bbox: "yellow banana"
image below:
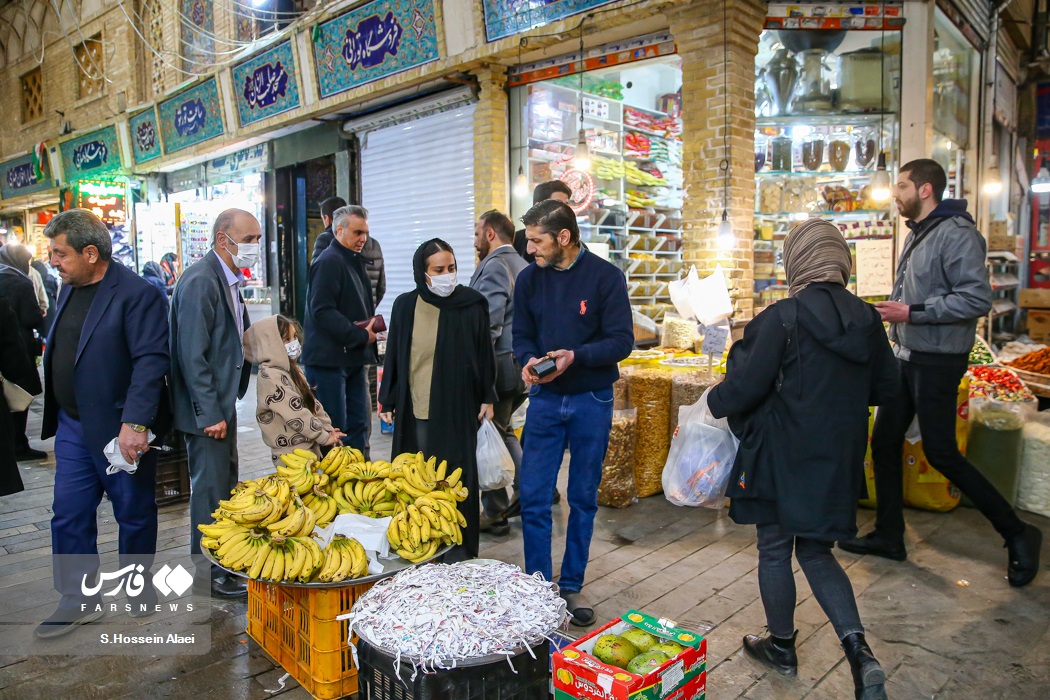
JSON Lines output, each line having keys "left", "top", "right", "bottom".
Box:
{"left": 435, "top": 460, "right": 448, "bottom": 481}
{"left": 248, "top": 538, "right": 272, "bottom": 579}
{"left": 445, "top": 468, "right": 463, "bottom": 490}
{"left": 271, "top": 546, "right": 286, "bottom": 581}
{"left": 200, "top": 536, "right": 220, "bottom": 550}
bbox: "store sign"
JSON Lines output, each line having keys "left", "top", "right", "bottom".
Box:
{"left": 60, "top": 125, "right": 122, "bottom": 180}
{"left": 312, "top": 0, "right": 439, "bottom": 99}
{"left": 158, "top": 77, "right": 225, "bottom": 153}
{"left": 233, "top": 41, "right": 301, "bottom": 127}
{"left": 1038, "top": 83, "right": 1050, "bottom": 140}
{"left": 207, "top": 144, "right": 268, "bottom": 181}
{"left": 130, "top": 107, "right": 163, "bottom": 164}
{"left": 482, "top": 0, "right": 616, "bottom": 41}
{"left": 76, "top": 181, "right": 126, "bottom": 225}
{"left": 0, "top": 153, "right": 52, "bottom": 200}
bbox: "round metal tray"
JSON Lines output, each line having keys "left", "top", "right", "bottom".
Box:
{"left": 201, "top": 541, "right": 452, "bottom": 588}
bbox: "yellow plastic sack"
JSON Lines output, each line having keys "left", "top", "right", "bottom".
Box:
{"left": 860, "top": 377, "right": 969, "bottom": 512}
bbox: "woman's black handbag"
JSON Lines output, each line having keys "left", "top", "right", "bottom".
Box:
{"left": 495, "top": 352, "right": 526, "bottom": 396}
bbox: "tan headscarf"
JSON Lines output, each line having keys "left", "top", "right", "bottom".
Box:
{"left": 782, "top": 219, "right": 853, "bottom": 298}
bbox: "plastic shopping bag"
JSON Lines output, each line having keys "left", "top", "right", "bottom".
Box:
{"left": 476, "top": 418, "right": 514, "bottom": 491}
{"left": 662, "top": 387, "right": 738, "bottom": 508}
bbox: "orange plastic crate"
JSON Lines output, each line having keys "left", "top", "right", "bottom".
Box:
{"left": 247, "top": 580, "right": 375, "bottom": 699}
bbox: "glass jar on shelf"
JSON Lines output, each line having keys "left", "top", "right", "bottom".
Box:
{"left": 853, "top": 128, "right": 877, "bottom": 170}
{"left": 771, "top": 134, "right": 793, "bottom": 172}
{"left": 802, "top": 133, "right": 825, "bottom": 171}
{"left": 828, "top": 130, "right": 851, "bottom": 172}
{"left": 755, "top": 134, "right": 768, "bottom": 172}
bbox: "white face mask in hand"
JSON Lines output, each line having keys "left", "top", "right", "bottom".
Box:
{"left": 285, "top": 339, "right": 301, "bottom": 360}
{"left": 226, "top": 234, "right": 260, "bottom": 268}
{"left": 427, "top": 272, "right": 457, "bottom": 298}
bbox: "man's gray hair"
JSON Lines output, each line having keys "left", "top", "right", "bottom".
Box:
{"left": 211, "top": 209, "right": 238, "bottom": 246}
{"left": 42, "top": 209, "right": 112, "bottom": 261}
{"left": 332, "top": 205, "right": 368, "bottom": 232}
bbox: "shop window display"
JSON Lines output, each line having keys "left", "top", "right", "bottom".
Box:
{"left": 753, "top": 29, "right": 901, "bottom": 313}
{"left": 931, "top": 9, "right": 977, "bottom": 201}
{"left": 511, "top": 54, "right": 684, "bottom": 323}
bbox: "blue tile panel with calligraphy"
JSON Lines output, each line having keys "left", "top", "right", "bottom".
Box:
{"left": 313, "top": 0, "right": 439, "bottom": 99}
{"left": 482, "top": 0, "right": 616, "bottom": 41}
{"left": 60, "top": 125, "right": 123, "bottom": 181}
{"left": 158, "top": 77, "right": 226, "bottom": 153}
{"left": 233, "top": 40, "right": 301, "bottom": 127}
{"left": 130, "top": 107, "right": 163, "bottom": 164}
{"left": 0, "top": 153, "right": 53, "bottom": 200}
{"left": 181, "top": 0, "right": 215, "bottom": 75}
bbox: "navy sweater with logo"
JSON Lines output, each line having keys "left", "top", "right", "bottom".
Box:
{"left": 512, "top": 248, "right": 634, "bottom": 394}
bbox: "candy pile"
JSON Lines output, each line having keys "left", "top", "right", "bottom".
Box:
{"left": 967, "top": 366, "right": 1035, "bottom": 402}
{"left": 968, "top": 337, "right": 995, "bottom": 366}
{"left": 347, "top": 562, "right": 569, "bottom": 678}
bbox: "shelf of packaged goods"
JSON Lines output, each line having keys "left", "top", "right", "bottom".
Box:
{"left": 536, "top": 81, "right": 624, "bottom": 104}
{"left": 990, "top": 274, "right": 1021, "bottom": 291}
{"left": 625, "top": 124, "right": 682, "bottom": 141}
{"left": 755, "top": 113, "right": 896, "bottom": 128}
{"left": 990, "top": 300, "right": 1017, "bottom": 318}
{"left": 581, "top": 115, "right": 622, "bottom": 128}
{"left": 754, "top": 210, "right": 891, "bottom": 219}
{"left": 987, "top": 251, "right": 1019, "bottom": 263}
{"left": 756, "top": 170, "right": 878, "bottom": 179}
{"left": 626, "top": 156, "right": 684, "bottom": 169}
{"left": 844, "top": 236, "right": 895, "bottom": 243}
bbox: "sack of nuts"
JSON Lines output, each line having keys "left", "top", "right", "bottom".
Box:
{"left": 629, "top": 368, "right": 673, "bottom": 497}
{"left": 598, "top": 408, "right": 638, "bottom": 508}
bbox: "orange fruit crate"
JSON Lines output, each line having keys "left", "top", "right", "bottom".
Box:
{"left": 247, "top": 579, "right": 375, "bottom": 699}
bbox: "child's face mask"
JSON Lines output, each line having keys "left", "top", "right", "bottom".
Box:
{"left": 285, "top": 339, "right": 302, "bottom": 360}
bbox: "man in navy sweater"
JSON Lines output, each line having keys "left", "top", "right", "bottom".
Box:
{"left": 513, "top": 200, "right": 634, "bottom": 626}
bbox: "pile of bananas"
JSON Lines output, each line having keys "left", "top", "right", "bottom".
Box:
{"left": 198, "top": 447, "right": 469, "bottom": 583}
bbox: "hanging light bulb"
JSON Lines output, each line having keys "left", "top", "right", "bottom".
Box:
{"left": 513, "top": 165, "right": 529, "bottom": 197}
{"left": 574, "top": 129, "right": 591, "bottom": 172}
{"left": 982, "top": 166, "right": 1003, "bottom": 196}
{"left": 871, "top": 152, "right": 892, "bottom": 202}
{"left": 1032, "top": 166, "right": 1050, "bottom": 194}
{"left": 717, "top": 211, "right": 734, "bottom": 250}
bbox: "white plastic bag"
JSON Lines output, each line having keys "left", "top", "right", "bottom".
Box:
{"left": 662, "top": 387, "right": 738, "bottom": 508}
{"left": 476, "top": 419, "right": 514, "bottom": 491}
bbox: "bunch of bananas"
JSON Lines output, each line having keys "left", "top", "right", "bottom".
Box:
{"left": 316, "top": 534, "right": 370, "bottom": 582}
{"left": 387, "top": 493, "right": 466, "bottom": 562}
{"left": 302, "top": 486, "right": 340, "bottom": 526}
{"left": 317, "top": 444, "right": 366, "bottom": 477}
{"left": 333, "top": 478, "right": 399, "bottom": 518}
{"left": 277, "top": 449, "right": 328, "bottom": 495}
{"left": 213, "top": 487, "right": 290, "bottom": 527}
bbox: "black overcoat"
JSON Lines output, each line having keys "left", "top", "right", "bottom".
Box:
{"left": 0, "top": 297, "right": 33, "bottom": 496}
{"left": 708, "top": 283, "right": 899, "bottom": 542}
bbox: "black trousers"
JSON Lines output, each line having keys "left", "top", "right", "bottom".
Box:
{"left": 871, "top": 359, "right": 1024, "bottom": 542}
{"left": 12, "top": 410, "right": 30, "bottom": 452}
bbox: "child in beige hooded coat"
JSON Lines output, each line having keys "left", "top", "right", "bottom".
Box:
{"left": 243, "top": 315, "right": 345, "bottom": 464}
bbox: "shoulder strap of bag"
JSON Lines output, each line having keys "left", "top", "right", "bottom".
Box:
{"left": 775, "top": 298, "right": 798, "bottom": 394}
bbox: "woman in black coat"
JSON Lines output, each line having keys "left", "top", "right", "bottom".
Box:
{"left": 379, "top": 239, "right": 497, "bottom": 563}
{"left": 0, "top": 296, "right": 33, "bottom": 495}
{"left": 0, "top": 244, "right": 45, "bottom": 461}
{"left": 708, "top": 219, "right": 898, "bottom": 700}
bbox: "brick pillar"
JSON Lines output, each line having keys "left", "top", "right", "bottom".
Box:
{"left": 667, "top": 0, "right": 765, "bottom": 322}
{"left": 472, "top": 64, "right": 509, "bottom": 219}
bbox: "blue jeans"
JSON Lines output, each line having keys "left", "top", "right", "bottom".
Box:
{"left": 304, "top": 365, "right": 372, "bottom": 459}
{"left": 757, "top": 523, "right": 864, "bottom": 641}
{"left": 52, "top": 410, "right": 158, "bottom": 608}
{"left": 520, "top": 385, "right": 613, "bottom": 593}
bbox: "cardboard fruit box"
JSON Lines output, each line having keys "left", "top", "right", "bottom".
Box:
{"left": 553, "top": 610, "right": 707, "bottom": 700}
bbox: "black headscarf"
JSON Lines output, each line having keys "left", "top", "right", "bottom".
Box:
{"left": 0, "top": 244, "right": 32, "bottom": 276}
{"left": 412, "top": 238, "right": 477, "bottom": 309}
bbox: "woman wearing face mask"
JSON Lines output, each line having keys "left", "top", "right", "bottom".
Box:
{"left": 379, "top": 239, "right": 498, "bottom": 563}
{"left": 243, "top": 315, "right": 346, "bottom": 465}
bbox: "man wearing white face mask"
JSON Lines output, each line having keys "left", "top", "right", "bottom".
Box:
{"left": 302, "top": 205, "right": 379, "bottom": 460}
{"left": 170, "top": 208, "right": 260, "bottom": 600}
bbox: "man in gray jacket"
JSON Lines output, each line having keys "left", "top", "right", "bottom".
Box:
{"left": 471, "top": 210, "right": 528, "bottom": 534}
{"left": 839, "top": 159, "right": 1041, "bottom": 587}
{"left": 170, "top": 209, "right": 259, "bottom": 599}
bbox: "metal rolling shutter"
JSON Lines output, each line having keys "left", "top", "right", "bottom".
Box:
{"left": 353, "top": 99, "right": 477, "bottom": 322}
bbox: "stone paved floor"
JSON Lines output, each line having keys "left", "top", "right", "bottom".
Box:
{"left": 0, "top": 375, "right": 1048, "bottom": 699}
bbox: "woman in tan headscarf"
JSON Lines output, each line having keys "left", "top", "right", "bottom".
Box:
{"left": 707, "top": 219, "right": 899, "bottom": 700}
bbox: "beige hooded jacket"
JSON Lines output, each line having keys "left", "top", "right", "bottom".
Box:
{"left": 243, "top": 315, "right": 336, "bottom": 464}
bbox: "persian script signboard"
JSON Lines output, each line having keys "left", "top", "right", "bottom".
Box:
{"left": 482, "top": 0, "right": 617, "bottom": 41}
{"left": 312, "top": 0, "right": 439, "bottom": 99}
{"left": 60, "top": 125, "right": 123, "bottom": 180}
{"left": 233, "top": 40, "right": 301, "bottom": 127}
{"left": 130, "top": 107, "right": 163, "bottom": 164}
{"left": 158, "top": 77, "right": 225, "bottom": 153}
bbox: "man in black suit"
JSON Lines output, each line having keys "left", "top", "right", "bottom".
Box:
{"left": 36, "top": 209, "right": 170, "bottom": 638}
{"left": 302, "top": 205, "right": 379, "bottom": 458}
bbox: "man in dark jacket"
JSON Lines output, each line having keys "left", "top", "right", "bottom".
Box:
{"left": 302, "top": 205, "right": 378, "bottom": 458}
{"left": 513, "top": 181, "right": 572, "bottom": 264}
{"left": 36, "top": 209, "right": 170, "bottom": 637}
{"left": 513, "top": 200, "right": 634, "bottom": 626}
{"left": 312, "top": 196, "right": 386, "bottom": 306}
{"left": 839, "top": 159, "right": 1043, "bottom": 587}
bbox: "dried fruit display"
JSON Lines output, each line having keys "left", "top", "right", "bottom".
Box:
{"left": 629, "top": 369, "right": 673, "bottom": 497}
{"left": 598, "top": 409, "right": 639, "bottom": 509}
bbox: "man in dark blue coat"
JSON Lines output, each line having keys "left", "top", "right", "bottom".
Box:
{"left": 36, "top": 209, "right": 170, "bottom": 638}
{"left": 302, "top": 205, "right": 378, "bottom": 458}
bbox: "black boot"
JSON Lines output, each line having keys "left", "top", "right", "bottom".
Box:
{"left": 1006, "top": 523, "right": 1042, "bottom": 588}
{"left": 841, "top": 632, "right": 887, "bottom": 700}
{"left": 742, "top": 630, "right": 797, "bottom": 677}
{"left": 837, "top": 532, "right": 907, "bottom": 562}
